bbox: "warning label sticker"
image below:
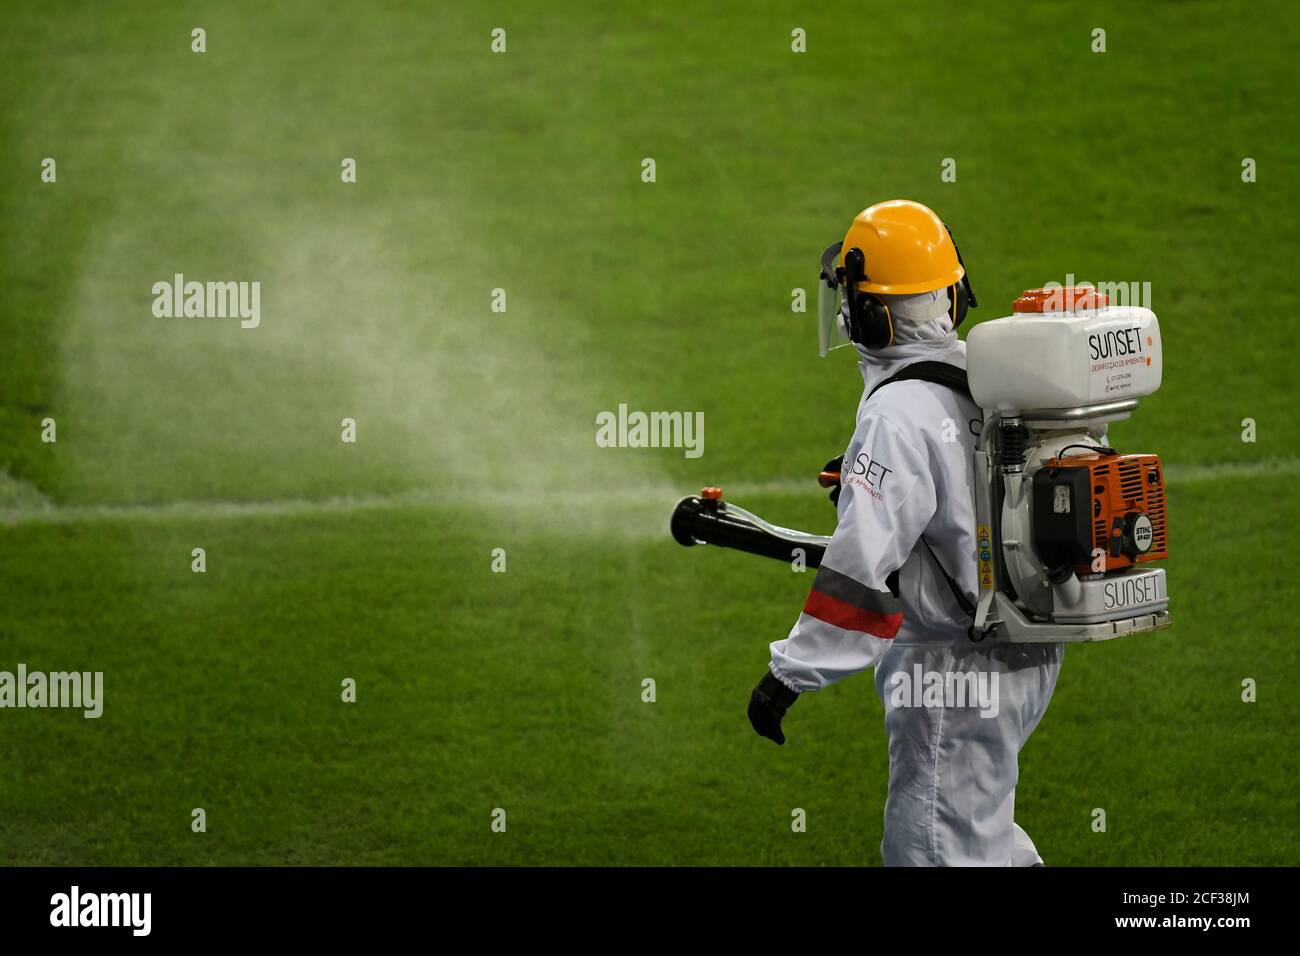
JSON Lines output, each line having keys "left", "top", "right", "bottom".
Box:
{"left": 977, "top": 524, "right": 993, "bottom": 589}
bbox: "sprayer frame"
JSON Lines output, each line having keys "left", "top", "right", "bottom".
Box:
{"left": 970, "top": 402, "right": 1171, "bottom": 643}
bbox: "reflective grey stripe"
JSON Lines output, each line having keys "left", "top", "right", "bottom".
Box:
{"left": 812, "top": 564, "right": 902, "bottom": 614}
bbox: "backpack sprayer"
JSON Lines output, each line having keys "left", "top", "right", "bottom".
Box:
{"left": 671, "top": 287, "right": 1171, "bottom": 644}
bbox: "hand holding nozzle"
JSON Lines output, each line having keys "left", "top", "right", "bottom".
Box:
{"left": 820, "top": 455, "right": 844, "bottom": 504}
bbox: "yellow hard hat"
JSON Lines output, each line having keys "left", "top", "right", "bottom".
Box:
{"left": 840, "top": 199, "right": 964, "bottom": 294}
{"left": 817, "top": 200, "right": 978, "bottom": 353}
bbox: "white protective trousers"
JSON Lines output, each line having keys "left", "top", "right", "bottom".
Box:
{"left": 769, "top": 310, "right": 1063, "bottom": 866}
{"left": 874, "top": 641, "right": 1062, "bottom": 866}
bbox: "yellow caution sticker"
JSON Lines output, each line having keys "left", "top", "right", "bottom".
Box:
{"left": 977, "top": 524, "right": 993, "bottom": 590}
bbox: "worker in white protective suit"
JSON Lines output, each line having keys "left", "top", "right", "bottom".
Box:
{"left": 747, "top": 200, "right": 1063, "bottom": 867}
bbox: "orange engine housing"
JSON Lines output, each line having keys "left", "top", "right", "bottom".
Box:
{"left": 1036, "top": 452, "right": 1169, "bottom": 573}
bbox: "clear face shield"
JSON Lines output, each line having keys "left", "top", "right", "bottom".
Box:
{"left": 818, "top": 241, "right": 854, "bottom": 357}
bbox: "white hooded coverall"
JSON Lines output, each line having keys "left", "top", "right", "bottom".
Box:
{"left": 769, "top": 289, "right": 1063, "bottom": 867}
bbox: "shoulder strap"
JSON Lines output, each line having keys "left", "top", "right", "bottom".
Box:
{"left": 867, "top": 361, "right": 977, "bottom": 624}
{"left": 866, "top": 360, "right": 972, "bottom": 403}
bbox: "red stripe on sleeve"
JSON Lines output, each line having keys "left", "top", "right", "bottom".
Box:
{"left": 802, "top": 590, "right": 903, "bottom": 638}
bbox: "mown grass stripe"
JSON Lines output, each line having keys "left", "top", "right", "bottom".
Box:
{"left": 2, "top": 458, "right": 1295, "bottom": 528}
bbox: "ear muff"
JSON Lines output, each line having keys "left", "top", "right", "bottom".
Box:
{"left": 944, "top": 224, "right": 977, "bottom": 329}
{"left": 841, "top": 247, "right": 894, "bottom": 350}
{"left": 851, "top": 292, "right": 894, "bottom": 349}
{"left": 948, "top": 283, "right": 969, "bottom": 327}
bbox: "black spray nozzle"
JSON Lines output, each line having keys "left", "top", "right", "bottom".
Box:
{"left": 670, "top": 494, "right": 829, "bottom": 568}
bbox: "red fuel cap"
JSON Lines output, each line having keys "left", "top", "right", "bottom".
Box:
{"left": 1013, "top": 286, "right": 1109, "bottom": 313}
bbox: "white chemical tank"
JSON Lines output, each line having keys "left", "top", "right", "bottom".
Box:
{"left": 966, "top": 286, "right": 1163, "bottom": 413}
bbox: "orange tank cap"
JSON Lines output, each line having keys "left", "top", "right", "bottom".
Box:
{"left": 701, "top": 486, "right": 724, "bottom": 500}
{"left": 1013, "top": 286, "right": 1110, "bottom": 313}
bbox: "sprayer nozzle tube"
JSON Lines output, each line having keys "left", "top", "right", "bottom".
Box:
{"left": 670, "top": 496, "right": 830, "bottom": 567}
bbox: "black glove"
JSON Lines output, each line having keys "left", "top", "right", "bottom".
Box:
{"left": 748, "top": 671, "right": 800, "bottom": 746}
{"left": 821, "top": 454, "right": 844, "bottom": 506}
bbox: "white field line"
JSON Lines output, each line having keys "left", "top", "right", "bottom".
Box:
{"left": 1, "top": 457, "right": 1296, "bottom": 528}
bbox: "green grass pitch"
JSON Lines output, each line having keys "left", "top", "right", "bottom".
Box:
{"left": 0, "top": 1, "right": 1296, "bottom": 865}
